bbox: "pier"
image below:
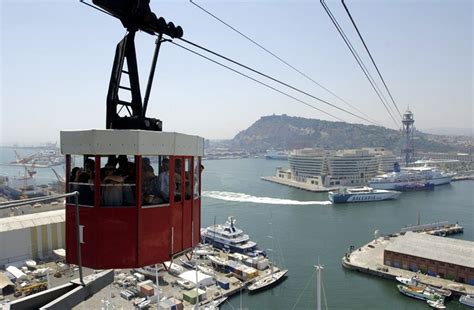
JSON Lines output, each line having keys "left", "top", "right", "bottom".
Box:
{"left": 260, "top": 176, "right": 334, "bottom": 192}
{"left": 342, "top": 235, "right": 474, "bottom": 296}
{"left": 400, "top": 221, "right": 464, "bottom": 236}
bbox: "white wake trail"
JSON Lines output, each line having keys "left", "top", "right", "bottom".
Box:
{"left": 202, "top": 191, "right": 331, "bottom": 205}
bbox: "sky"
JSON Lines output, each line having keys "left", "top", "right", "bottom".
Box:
{"left": 0, "top": 0, "right": 472, "bottom": 144}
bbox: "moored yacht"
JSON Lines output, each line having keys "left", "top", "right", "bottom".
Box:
{"left": 201, "top": 216, "right": 264, "bottom": 256}
{"left": 397, "top": 284, "right": 444, "bottom": 302}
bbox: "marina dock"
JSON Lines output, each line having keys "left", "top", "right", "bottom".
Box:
{"left": 1, "top": 247, "right": 286, "bottom": 309}
{"left": 71, "top": 249, "right": 286, "bottom": 309}
{"left": 342, "top": 234, "right": 474, "bottom": 296}
{"left": 400, "top": 221, "right": 464, "bottom": 236}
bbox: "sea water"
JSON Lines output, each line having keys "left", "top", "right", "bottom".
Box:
{"left": 1, "top": 148, "right": 473, "bottom": 309}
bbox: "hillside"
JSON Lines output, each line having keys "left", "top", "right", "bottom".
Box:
{"left": 230, "top": 115, "right": 472, "bottom": 153}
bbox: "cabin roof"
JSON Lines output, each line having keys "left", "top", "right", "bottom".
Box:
{"left": 60, "top": 129, "right": 204, "bottom": 156}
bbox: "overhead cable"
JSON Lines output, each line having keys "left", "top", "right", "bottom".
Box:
{"left": 171, "top": 41, "right": 346, "bottom": 122}
{"left": 177, "top": 37, "right": 379, "bottom": 126}
{"left": 322, "top": 0, "right": 398, "bottom": 122}
{"left": 341, "top": 0, "right": 402, "bottom": 118}
{"left": 189, "top": 0, "right": 377, "bottom": 123}
{"left": 320, "top": 0, "right": 400, "bottom": 129}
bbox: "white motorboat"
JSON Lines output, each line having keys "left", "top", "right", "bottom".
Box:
{"left": 397, "top": 284, "right": 444, "bottom": 302}
{"left": 460, "top": 295, "right": 474, "bottom": 308}
{"left": 134, "top": 264, "right": 164, "bottom": 277}
{"left": 427, "top": 299, "right": 446, "bottom": 309}
{"left": 207, "top": 255, "right": 227, "bottom": 266}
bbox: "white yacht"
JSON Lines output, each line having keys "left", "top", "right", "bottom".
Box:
{"left": 201, "top": 216, "right": 264, "bottom": 256}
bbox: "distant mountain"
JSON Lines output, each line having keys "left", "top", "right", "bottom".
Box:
{"left": 230, "top": 114, "right": 472, "bottom": 154}
{"left": 421, "top": 127, "right": 473, "bottom": 137}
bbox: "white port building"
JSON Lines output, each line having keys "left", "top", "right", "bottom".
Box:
{"left": 277, "top": 147, "right": 396, "bottom": 188}
{"left": 0, "top": 209, "right": 65, "bottom": 266}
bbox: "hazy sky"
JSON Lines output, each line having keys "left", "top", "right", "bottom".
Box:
{"left": 1, "top": 0, "right": 472, "bottom": 144}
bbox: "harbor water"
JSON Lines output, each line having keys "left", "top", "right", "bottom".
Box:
{"left": 201, "top": 158, "right": 473, "bottom": 310}
{"left": 1, "top": 148, "right": 473, "bottom": 309}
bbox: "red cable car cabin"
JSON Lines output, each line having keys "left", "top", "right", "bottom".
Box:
{"left": 61, "top": 129, "right": 204, "bottom": 269}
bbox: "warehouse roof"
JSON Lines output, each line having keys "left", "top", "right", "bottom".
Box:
{"left": 385, "top": 232, "right": 474, "bottom": 269}
{"left": 0, "top": 272, "right": 14, "bottom": 290}
{"left": 178, "top": 270, "right": 213, "bottom": 287}
{"left": 0, "top": 209, "right": 65, "bottom": 233}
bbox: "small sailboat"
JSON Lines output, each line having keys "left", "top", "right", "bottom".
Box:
{"left": 249, "top": 212, "right": 287, "bottom": 292}
{"left": 247, "top": 269, "right": 288, "bottom": 292}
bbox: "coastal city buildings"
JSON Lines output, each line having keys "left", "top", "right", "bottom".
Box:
{"left": 274, "top": 147, "right": 396, "bottom": 189}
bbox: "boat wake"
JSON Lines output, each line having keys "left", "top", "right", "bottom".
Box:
{"left": 202, "top": 191, "right": 331, "bottom": 205}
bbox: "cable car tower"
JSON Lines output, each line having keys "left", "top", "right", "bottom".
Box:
{"left": 401, "top": 109, "right": 415, "bottom": 166}
{"left": 61, "top": 0, "right": 203, "bottom": 269}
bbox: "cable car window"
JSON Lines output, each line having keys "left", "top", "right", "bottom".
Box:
{"left": 142, "top": 156, "right": 170, "bottom": 206}
{"left": 99, "top": 155, "right": 136, "bottom": 207}
{"left": 185, "top": 158, "right": 191, "bottom": 200}
{"left": 68, "top": 155, "right": 95, "bottom": 206}
{"left": 174, "top": 158, "right": 182, "bottom": 202}
{"left": 193, "top": 158, "right": 200, "bottom": 199}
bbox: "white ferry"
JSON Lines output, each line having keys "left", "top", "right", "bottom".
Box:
{"left": 328, "top": 187, "right": 400, "bottom": 204}
{"left": 201, "top": 216, "right": 265, "bottom": 256}
{"left": 369, "top": 165, "right": 453, "bottom": 190}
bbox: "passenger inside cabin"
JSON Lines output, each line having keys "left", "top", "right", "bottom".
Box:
{"left": 123, "top": 161, "right": 136, "bottom": 205}
{"left": 173, "top": 158, "right": 182, "bottom": 202}
{"left": 101, "top": 163, "right": 124, "bottom": 206}
{"left": 142, "top": 157, "right": 151, "bottom": 171}
{"left": 158, "top": 158, "right": 170, "bottom": 202}
{"left": 117, "top": 155, "right": 129, "bottom": 176}
{"left": 100, "top": 155, "right": 118, "bottom": 180}
{"left": 70, "top": 167, "right": 81, "bottom": 191}
{"left": 77, "top": 172, "right": 94, "bottom": 205}
{"left": 84, "top": 158, "right": 95, "bottom": 179}
{"left": 142, "top": 165, "right": 161, "bottom": 204}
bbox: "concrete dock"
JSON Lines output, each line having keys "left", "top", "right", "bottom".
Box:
{"left": 261, "top": 176, "right": 335, "bottom": 192}
{"left": 342, "top": 235, "right": 474, "bottom": 296}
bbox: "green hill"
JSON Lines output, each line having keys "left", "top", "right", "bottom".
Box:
{"left": 230, "top": 114, "right": 472, "bottom": 153}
